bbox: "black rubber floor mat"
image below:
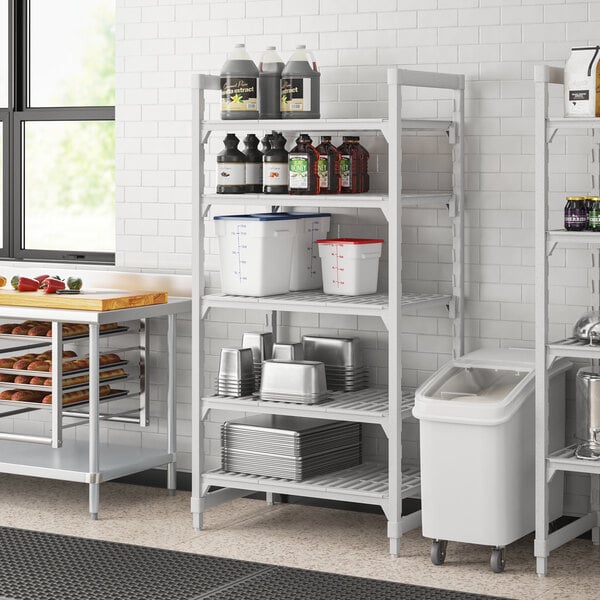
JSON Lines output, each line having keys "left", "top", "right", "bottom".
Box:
{"left": 0, "top": 527, "right": 265, "bottom": 600}
{"left": 198, "top": 565, "right": 509, "bottom": 600}
{"left": 0, "top": 526, "right": 511, "bottom": 600}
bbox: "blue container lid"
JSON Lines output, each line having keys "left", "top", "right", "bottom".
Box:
{"left": 214, "top": 213, "right": 302, "bottom": 221}
{"left": 214, "top": 211, "right": 331, "bottom": 221}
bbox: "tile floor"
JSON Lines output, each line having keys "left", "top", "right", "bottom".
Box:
{"left": 0, "top": 474, "right": 596, "bottom": 600}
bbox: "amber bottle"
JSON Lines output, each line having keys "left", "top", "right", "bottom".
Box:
{"left": 315, "top": 136, "right": 341, "bottom": 194}
{"left": 354, "top": 136, "right": 370, "bottom": 193}
{"left": 337, "top": 136, "right": 361, "bottom": 193}
{"left": 288, "top": 133, "right": 320, "bottom": 195}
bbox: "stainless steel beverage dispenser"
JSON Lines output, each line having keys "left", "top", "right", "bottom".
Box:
{"left": 575, "top": 367, "right": 600, "bottom": 460}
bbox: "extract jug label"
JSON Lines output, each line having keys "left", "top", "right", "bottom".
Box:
{"left": 289, "top": 154, "right": 309, "bottom": 189}
{"left": 217, "top": 162, "right": 245, "bottom": 186}
{"left": 318, "top": 156, "right": 329, "bottom": 188}
{"left": 245, "top": 162, "right": 262, "bottom": 186}
{"left": 340, "top": 155, "right": 351, "bottom": 188}
{"left": 281, "top": 77, "right": 312, "bottom": 112}
{"left": 221, "top": 77, "right": 258, "bottom": 112}
{"left": 263, "top": 162, "right": 289, "bottom": 186}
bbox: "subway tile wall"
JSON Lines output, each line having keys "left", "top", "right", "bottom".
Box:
{"left": 115, "top": 0, "right": 600, "bottom": 515}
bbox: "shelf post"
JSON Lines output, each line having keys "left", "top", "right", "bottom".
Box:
{"left": 192, "top": 75, "right": 206, "bottom": 530}
{"left": 451, "top": 81, "right": 465, "bottom": 359}
{"left": 50, "top": 320, "right": 63, "bottom": 448}
{"left": 138, "top": 318, "right": 149, "bottom": 426}
{"left": 534, "top": 64, "right": 551, "bottom": 577}
{"left": 386, "top": 67, "right": 403, "bottom": 557}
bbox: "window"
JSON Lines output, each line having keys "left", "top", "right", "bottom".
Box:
{"left": 2, "top": 0, "right": 115, "bottom": 263}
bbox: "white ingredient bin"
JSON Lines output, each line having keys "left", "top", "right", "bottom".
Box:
{"left": 413, "top": 348, "right": 570, "bottom": 573}
{"left": 316, "top": 238, "right": 383, "bottom": 296}
{"left": 214, "top": 214, "right": 299, "bottom": 297}
{"left": 287, "top": 212, "right": 331, "bottom": 291}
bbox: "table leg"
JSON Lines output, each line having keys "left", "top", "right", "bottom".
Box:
{"left": 89, "top": 323, "right": 100, "bottom": 519}
{"left": 167, "top": 314, "right": 177, "bottom": 496}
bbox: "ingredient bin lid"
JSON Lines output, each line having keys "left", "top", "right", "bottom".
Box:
{"left": 316, "top": 238, "right": 384, "bottom": 245}
{"left": 413, "top": 348, "right": 571, "bottom": 426}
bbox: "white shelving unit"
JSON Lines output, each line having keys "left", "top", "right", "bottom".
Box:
{"left": 534, "top": 64, "right": 600, "bottom": 575}
{"left": 191, "top": 68, "right": 465, "bottom": 555}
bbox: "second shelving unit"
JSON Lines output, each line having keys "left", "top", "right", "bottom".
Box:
{"left": 191, "top": 67, "right": 465, "bottom": 555}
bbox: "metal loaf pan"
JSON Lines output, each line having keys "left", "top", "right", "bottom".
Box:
{"left": 241, "top": 332, "right": 273, "bottom": 363}
{"left": 218, "top": 348, "right": 254, "bottom": 380}
{"left": 272, "top": 342, "right": 304, "bottom": 361}
{"left": 302, "top": 336, "right": 363, "bottom": 368}
{"left": 260, "top": 360, "right": 327, "bottom": 397}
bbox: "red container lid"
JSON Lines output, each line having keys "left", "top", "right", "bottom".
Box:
{"left": 316, "top": 238, "right": 384, "bottom": 245}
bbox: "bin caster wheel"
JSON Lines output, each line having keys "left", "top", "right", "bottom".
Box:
{"left": 490, "top": 547, "right": 505, "bottom": 573}
{"left": 430, "top": 539, "right": 447, "bottom": 566}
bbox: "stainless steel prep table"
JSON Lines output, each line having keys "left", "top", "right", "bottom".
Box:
{"left": 0, "top": 297, "right": 191, "bottom": 519}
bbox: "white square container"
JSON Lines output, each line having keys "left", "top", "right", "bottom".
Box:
{"left": 214, "top": 214, "right": 299, "bottom": 297}
{"left": 316, "top": 238, "right": 384, "bottom": 296}
{"left": 288, "top": 212, "right": 331, "bottom": 291}
{"left": 413, "top": 348, "right": 569, "bottom": 550}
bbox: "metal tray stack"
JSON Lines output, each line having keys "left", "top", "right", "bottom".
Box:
{"left": 241, "top": 332, "right": 273, "bottom": 391}
{"left": 216, "top": 348, "right": 255, "bottom": 398}
{"left": 302, "top": 335, "right": 369, "bottom": 392}
{"left": 221, "top": 415, "right": 361, "bottom": 481}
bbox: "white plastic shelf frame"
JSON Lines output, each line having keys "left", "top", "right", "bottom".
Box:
{"left": 191, "top": 67, "right": 465, "bottom": 557}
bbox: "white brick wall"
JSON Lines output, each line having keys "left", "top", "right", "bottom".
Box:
{"left": 114, "top": 0, "right": 600, "bottom": 514}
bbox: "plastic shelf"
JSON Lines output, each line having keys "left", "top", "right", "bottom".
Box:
{"left": 547, "top": 230, "right": 600, "bottom": 245}
{"left": 201, "top": 191, "right": 452, "bottom": 212}
{"left": 547, "top": 445, "right": 600, "bottom": 477}
{"left": 200, "top": 117, "right": 452, "bottom": 136}
{"left": 202, "top": 463, "right": 421, "bottom": 507}
{"left": 202, "top": 291, "right": 450, "bottom": 317}
{"left": 547, "top": 117, "right": 600, "bottom": 131}
{"left": 203, "top": 387, "right": 416, "bottom": 425}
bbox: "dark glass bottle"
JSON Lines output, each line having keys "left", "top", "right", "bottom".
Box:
{"left": 263, "top": 132, "right": 289, "bottom": 194}
{"left": 315, "top": 136, "right": 341, "bottom": 194}
{"left": 242, "top": 134, "right": 263, "bottom": 193}
{"left": 337, "top": 136, "right": 360, "bottom": 193}
{"left": 216, "top": 133, "right": 246, "bottom": 194}
{"left": 289, "top": 134, "right": 320, "bottom": 195}
{"left": 260, "top": 133, "right": 273, "bottom": 154}
{"left": 354, "top": 136, "right": 370, "bottom": 193}
{"left": 564, "top": 196, "right": 587, "bottom": 231}
{"left": 589, "top": 196, "right": 600, "bottom": 232}
{"left": 585, "top": 196, "right": 595, "bottom": 230}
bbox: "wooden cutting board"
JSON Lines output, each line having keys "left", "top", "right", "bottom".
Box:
{"left": 0, "top": 289, "right": 168, "bottom": 311}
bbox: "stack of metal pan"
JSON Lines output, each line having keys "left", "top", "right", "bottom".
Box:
{"left": 216, "top": 348, "right": 255, "bottom": 397}
{"left": 259, "top": 360, "right": 329, "bottom": 404}
{"left": 221, "top": 415, "right": 361, "bottom": 481}
{"left": 241, "top": 332, "right": 273, "bottom": 390}
{"left": 302, "top": 335, "right": 369, "bottom": 392}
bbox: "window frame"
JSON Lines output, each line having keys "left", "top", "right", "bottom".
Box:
{"left": 4, "top": 0, "right": 115, "bottom": 264}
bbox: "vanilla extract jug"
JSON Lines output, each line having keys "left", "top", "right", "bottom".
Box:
{"left": 259, "top": 46, "right": 284, "bottom": 119}
{"left": 281, "top": 45, "right": 320, "bottom": 119}
{"left": 216, "top": 133, "right": 246, "bottom": 194}
{"left": 263, "top": 132, "right": 289, "bottom": 194}
{"left": 220, "top": 44, "right": 259, "bottom": 120}
{"left": 289, "top": 134, "right": 320, "bottom": 195}
{"left": 242, "top": 134, "right": 263, "bottom": 193}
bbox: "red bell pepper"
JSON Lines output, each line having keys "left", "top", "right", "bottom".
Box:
{"left": 34, "top": 274, "right": 50, "bottom": 285}
{"left": 42, "top": 278, "right": 66, "bottom": 294}
{"left": 17, "top": 277, "right": 41, "bottom": 292}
